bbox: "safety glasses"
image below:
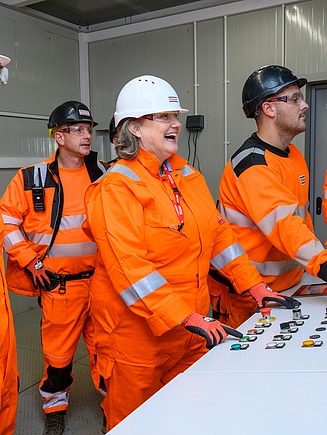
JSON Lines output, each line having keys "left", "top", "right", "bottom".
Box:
{"left": 267, "top": 91, "right": 305, "bottom": 106}
{"left": 57, "top": 125, "right": 93, "bottom": 136}
{"left": 140, "top": 112, "right": 179, "bottom": 123}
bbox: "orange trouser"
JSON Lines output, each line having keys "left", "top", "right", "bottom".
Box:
{"left": 0, "top": 307, "right": 18, "bottom": 435}
{"left": 39, "top": 278, "right": 100, "bottom": 413}
{"left": 99, "top": 317, "right": 208, "bottom": 432}
{"left": 208, "top": 274, "right": 257, "bottom": 329}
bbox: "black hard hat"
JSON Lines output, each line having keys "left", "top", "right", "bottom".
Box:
{"left": 47, "top": 100, "right": 98, "bottom": 129}
{"left": 242, "top": 65, "right": 307, "bottom": 118}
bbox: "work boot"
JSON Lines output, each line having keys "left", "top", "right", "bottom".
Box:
{"left": 43, "top": 412, "right": 65, "bottom": 435}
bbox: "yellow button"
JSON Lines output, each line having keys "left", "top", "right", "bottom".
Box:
{"left": 302, "top": 340, "right": 314, "bottom": 347}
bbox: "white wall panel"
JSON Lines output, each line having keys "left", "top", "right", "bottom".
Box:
{"left": 89, "top": 25, "right": 193, "bottom": 158}
{"left": 227, "top": 7, "right": 283, "bottom": 160}
{"left": 89, "top": 34, "right": 146, "bottom": 131}
{"left": 285, "top": 1, "right": 327, "bottom": 76}
{"left": 197, "top": 18, "right": 224, "bottom": 198}
{"left": 144, "top": 24, "right": 194, "bottom": 160}
{"left": 14, "top": 22, "right": 80, "bottom": 115}
{"left": 0, "top": 117, "right": 21, "bottom": 157}
{"left": 0, "top": 117, "right": 54, "bottom": 157}
{"left": 284, "top": 1, "right": 327, "bottom": 164}
{"left": 0, "top": 16, "right": 17, "bottom": 112}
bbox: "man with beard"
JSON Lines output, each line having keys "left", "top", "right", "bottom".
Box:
{"left": 208, "top": 65, "right": 327, "bottom": 327}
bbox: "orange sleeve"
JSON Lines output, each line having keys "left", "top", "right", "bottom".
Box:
{"left": 0, "top": 170, "right": 38, "bottom": 267}
{"left": 232, "top": 161, "right": 326, "bottom": 270}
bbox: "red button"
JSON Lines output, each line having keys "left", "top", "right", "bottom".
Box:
{"left": 260, "top": 308, "right": 271, "bottom": 316}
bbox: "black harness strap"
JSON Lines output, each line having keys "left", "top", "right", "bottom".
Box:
{"left": 55, "top": 270, "right": 95, "bottom": 294}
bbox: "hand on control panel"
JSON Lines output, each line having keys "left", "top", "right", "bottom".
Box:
{"left": 249, "top": 283, "right": 301, "bottom": 310}
{"left": 182, "top": 311, "right": 243, "bottom": 350}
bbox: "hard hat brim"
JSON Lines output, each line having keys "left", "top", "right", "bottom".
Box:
{"left": 0, "top": 55, "right": 11, "bottom": 67}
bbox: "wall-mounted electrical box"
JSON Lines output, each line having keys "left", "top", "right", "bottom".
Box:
{"left": 186, "top": 115, "right": 205, "bottom": 132}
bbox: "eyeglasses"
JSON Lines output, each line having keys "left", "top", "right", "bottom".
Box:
{"left": 57, "top": 125, "right": 93, "bottom": 136}
{"left": 140, "top": 112, "right": 180, "bottom": 123}
{"left": 267, "top": 91, "right": 305, "bottom": 105}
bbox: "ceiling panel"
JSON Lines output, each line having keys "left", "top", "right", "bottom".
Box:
{"left": 27, "top": 0, "right": 202, "bottom": 26}
{"left": 0, "top": 0, "right": 241, "bottom": 29}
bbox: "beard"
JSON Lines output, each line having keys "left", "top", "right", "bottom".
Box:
{"left": 275, "top": 108, "right": 306, "bottom": 140}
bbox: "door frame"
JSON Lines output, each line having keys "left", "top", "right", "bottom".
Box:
{"left": 306, "top": 81, "right": 327, "bottom": 243}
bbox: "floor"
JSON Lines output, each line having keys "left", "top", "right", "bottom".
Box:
{"left": 13, "top": 305, "right": 104, "bottom": 435}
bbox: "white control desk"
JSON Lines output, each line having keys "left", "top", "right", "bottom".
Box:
{"left": 189, "top": 274, "right": 327, "bottom": 374}
{"left": 108, "top": 274, "right": 327, "bottom": 434}
{"left": 109, "top": 371, "right": 327, "bottom": 435}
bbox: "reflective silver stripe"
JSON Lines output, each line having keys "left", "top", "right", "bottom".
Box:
{"left": 33, "top": 162, "right": 47, "bottom": 187}
{"left": 120, "top": 271, "right": 167, "bottom": 306}
{"left": 211, "top": 243, "right": 246, "bottom": 270}
{"left": 181, "top": 165, "right": 194, "bottom": 176}
{"left": 25, "top": 232, "right": 52, "bottom": 245}
{"left": 25, "top": 215, "right": 86, "bottom": 244}
{"left": 4, "top": 230, "right": 25, "bottom": 251}
{"left": 258, "top": 204, "right": 298, "bottom": 236}
{"left": 2, "top": 214, "right": 23, "bottom": 225}
{"left": 251, "top": 259, "right": 301, "bottom": 276}
{"left": 231, "top": 148, "right": 265, "bottom": 170}
{"left": 295, "top": 204, "right": 307, "bottom": 220}
{"left": 47, "top": 242, "right": 97, "bottom": 258}
{"left": 109, "top": 164, "right": 140, "bottom": 181}
{"left": 97, "top": 160, "right": 108, "bottom": 174}
{"left": 219, "top": 205, "right": 258, "bottom": 230}
{"left": 60, "top": 215, "right": 86, "bottom": 230}
{"left": 295, "top": 239, "right": 325, "bottom": 267}
{"left": 324, "top": 190, "right": 327, "bottom": 199}
{"left": 39, "top": 389, "right": 69, "bottom": 411}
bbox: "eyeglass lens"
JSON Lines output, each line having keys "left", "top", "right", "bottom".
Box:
{"left": 64, "top": 125, "right": 93, "bottom": 135}
{"left": 153, "top": 113, "right": 179, "bottom": 122}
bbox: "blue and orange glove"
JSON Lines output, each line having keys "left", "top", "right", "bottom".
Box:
{"left": 25, "top": 257, "right": 59, "bottom": 291}
{"left": 182, "top": 311, "right": 243, "bottom": 349}
{"left": 249, "top": 283, "right": 300, "bottom": 310}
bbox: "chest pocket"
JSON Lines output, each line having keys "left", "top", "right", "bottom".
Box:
{"left": 143, "top": 208, "right": 189, "bottom": 273}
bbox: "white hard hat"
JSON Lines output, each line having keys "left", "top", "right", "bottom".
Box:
{"left": 0, "top": 55, "right": 11, "bottom": 67}
{"left": 114, "top": 75, "right": 189, "bottom": 127}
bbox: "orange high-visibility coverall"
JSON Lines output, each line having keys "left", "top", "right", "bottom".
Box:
{"left": 84, "top": 147, "right": 262, "bottom": 430}
{"left": 0, "top": 150, "right": 107, "bottom": 414}
{"left": 217, "top": 133, "right": 327, "bottom": 322}
{"left": 0, "top": 215, "right": 18, "bottom": 434}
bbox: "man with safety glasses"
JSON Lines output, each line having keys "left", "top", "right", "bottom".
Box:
{"left": 210, "top": 65, "right": 327, "bottom": 327}
{"left": 0, "top": 100, "right": 108, "bottom": 434}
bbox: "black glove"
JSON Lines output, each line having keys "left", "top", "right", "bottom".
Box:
{"left": 318, "top": 262, "right": 327, "bottom": 282}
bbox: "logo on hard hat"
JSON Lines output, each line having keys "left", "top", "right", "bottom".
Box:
{"left": 79, "top": 109, "right": 90, "bottom": 116}
{"left": 168, "top": 96, "right": 178, "bottom": 103}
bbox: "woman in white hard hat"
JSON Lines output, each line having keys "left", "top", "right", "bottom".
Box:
{"left": 84, "top": 75, "right": 267, "bottom": 431}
